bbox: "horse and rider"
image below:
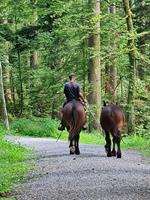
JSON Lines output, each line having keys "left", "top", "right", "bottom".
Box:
{"left": 58, "top": 73, "right": 87, "bottom": 155}
{"left": 58, "top": 73, "right": 87, "bottom": 131}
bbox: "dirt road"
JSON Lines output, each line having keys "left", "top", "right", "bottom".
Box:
{"left": 7, "top": 136, "right": 150, "bottom": 200}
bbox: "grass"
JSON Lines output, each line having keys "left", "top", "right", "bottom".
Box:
{"left": 0, "top": 198, "right": 16, "bottom": 200}
{"left": 0, "top": 124, "right": 29, "bottom": 197}
{"left": 121, "top": 134, "right": 150, "bottom": 155}
{"left": 0, "top": 197, "right": 16, "bottom": 200}
{"left": 10, "top": 117, "right": 150, "bottom": 155}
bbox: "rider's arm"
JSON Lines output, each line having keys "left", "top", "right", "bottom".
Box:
{"left": 79, "top": 92, "right": 87, "bottom": 103}
{"left": 77, "top": 84, "right": 87, "bottom": 103}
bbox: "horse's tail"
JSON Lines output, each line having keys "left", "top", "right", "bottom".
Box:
{"left": 110, "top": 108, "right": 124, "bottom": 138}
{"left": 69, "top": 101, "right": 81, "bottom": 140}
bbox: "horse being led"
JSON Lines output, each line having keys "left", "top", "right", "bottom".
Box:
{"left": 62, "top": 100, "right": 86, "bottom": 155}
{"left": 100, "top": 102, "right": 125, "bottom": 158}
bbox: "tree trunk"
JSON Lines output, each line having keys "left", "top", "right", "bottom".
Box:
{"left": 138, "top": 37, "right": 145, "bottom": 80}
{"left": 137, "top": 0, "right": 146, "bottom": 80}
{"left": 10, "top": 70, "right": 17, "bottom": 115}
{"left": 30, "top": 51, "right": 38, "bottom": 68}
{"left": 107, "top": 4, "right": 117, "bottom": 103}
{"left": 29, "top": 3, "right": 38, "bottom": 114}
{"left": 82, "top": 39, "right": 87, "bottom": 94}
{"left": 29, "top": 50, "right": 38, "bottom": 114}
{"left": 17, "top": 50, "right": 24, "bottom": 116}
{"left": 88, "top": 0, "right": 101, "bottom": 131}
{"left": 122, "top": 0, "right": 136, "bottom": 134}
{"left": 0, "top": 61, "right": 10, "bottom": 130}
{"left": 2, "top": 20, "right": 12, "bottom": 106}
{"left": 3, "top": 54, "right": 12, "bottom": 105}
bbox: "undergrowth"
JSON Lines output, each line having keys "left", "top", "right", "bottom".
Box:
{"left": 0, "top": 124, "right": 29, "bottom": 197}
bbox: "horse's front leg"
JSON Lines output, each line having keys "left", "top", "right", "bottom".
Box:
{"left": 75, "top": 134, "right": 80, "bottom": 155}
{"left": 69, "top": 139, "right": 75, "bottom": 155}
{"left": 105, "top": 131, "right": 112, "bottom": 157}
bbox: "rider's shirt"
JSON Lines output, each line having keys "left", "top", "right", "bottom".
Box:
{"left": 64, "top": 82, "right": 80, "bottom": 101}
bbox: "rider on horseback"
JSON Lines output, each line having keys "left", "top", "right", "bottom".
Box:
{"left": 58, "top": 73, "right": 87, "bottom": 131}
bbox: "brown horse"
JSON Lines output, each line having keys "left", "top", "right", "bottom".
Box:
{"left": 62, "top": 100, "right": 86, "bottom": 155}
{"left": 100, "top": 103, "right": 125, "bottom": 158}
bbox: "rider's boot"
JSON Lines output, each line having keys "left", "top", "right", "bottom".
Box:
{"left": 58, "top": 120, "right": 65, "bottom": 131}
{"left": 82, "top": 123, "right": 88, "bottom": 130}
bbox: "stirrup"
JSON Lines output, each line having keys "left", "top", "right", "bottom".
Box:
{"left": 58, "top": 126, "right": 65, "bottom": 131}
{"left": 82, "top": 125, "right": 87, "bottom": 130}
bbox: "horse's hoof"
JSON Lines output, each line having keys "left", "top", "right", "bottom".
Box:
{"left": 111, "top": 150, "right": 117, "bottom": 157}
{"left": 107, "top": 152, "right": 112, "bottom": 157}
{"left": 117, "top": 154, "right": 121, "bottom": 158}
{"left": 75, "top": 149, "right": 80, "bottom": 155}
{"left": 70, "top": 146, "right": 75, "bottom": 155}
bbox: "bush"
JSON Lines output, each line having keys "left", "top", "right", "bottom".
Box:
{"left": 11, "top": 117, "right": 61, "bottom": 138}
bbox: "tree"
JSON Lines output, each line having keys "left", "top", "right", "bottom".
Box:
{"left": 88, "top": 0, "right": 101, "bottom": 131}
{"left": 133, "top": 0, "right": 149, "bottom": 80}
{"left": 0, "top": 61, "right": 10, "bottom": 130}
{"left": 122, "top": 0, "right": 136, "bottom": 134}
{"left": 105, "top": 4, "right": 117, "bottom": 103}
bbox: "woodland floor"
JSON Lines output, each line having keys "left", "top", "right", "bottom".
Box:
{"left": 6, "top": 136, "right": 150, "bottom": 200}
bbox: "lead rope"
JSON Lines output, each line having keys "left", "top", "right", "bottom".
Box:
{"left": 56, "top": 132, "right": 62, "bottom": 142}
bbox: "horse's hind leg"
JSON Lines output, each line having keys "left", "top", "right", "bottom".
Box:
{"left": 69, "top": 139, "right": 75, "bottom": 155}
{"left": 111, "top": 137, "right": 117, "bottom": 157}
{"left": 116, "top": 136, "right": 121, "bottom": 158}
{"left": 105, "top": 131, "right": 112, "bottom": 157}
{"left": 111, "top": 131, "right": 121, "bottom": 158}
{"left": 75, "top": 134, "right": 80, "bottom": 155}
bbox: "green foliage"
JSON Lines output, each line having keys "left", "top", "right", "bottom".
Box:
{"left": 122, "top": 134, "right": 150, "bottom": 156}
{"left": 0, "top": 198, "right": 16, "bottom": 200}
{"left": 0, "top": 124, "right": 5, "bottom": 137}
{"left": 11, "top": 117, "right": 61, "bottom": 138}
{"left": 134, "top": 79, "right": 150, "bottom": 136}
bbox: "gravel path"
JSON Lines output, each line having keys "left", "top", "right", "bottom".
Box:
{"left": 7, "top": 136, "right": 150, "bottom": 200}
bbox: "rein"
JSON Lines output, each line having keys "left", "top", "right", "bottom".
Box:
{"left": 56, "top": 132, "right": 62, "bottom": 142}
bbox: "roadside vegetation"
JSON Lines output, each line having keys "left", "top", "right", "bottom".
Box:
{"left": 0, "top": 125, "right": 29, "bottom": 199}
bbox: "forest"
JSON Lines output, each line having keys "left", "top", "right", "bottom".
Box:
{"left": 0, "top": 0, "right": 150, "bottom": 196}
{"left": 0, "top": 0, "right": 150, "bottom": 135}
